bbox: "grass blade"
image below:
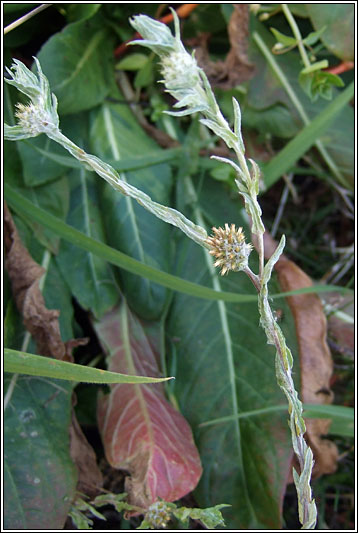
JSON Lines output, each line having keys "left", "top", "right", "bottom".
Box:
{"left": 5, "top": 184, "right": 351, "bottom": 302}
{"left": 5, "top": 349, "right": 173, "bottom": 384}
{"left": 263, "top": 82, "right": 354, "bottom": 188}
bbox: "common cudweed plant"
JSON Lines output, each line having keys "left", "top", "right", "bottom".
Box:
{"left": 4, "top": 10, "right": 317, "bottom": 529}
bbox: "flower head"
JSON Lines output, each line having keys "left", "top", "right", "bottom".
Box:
{"left": 145, "top": 501, "right": 173, "bottom": 529}
{"left": 129, "top": 14, "right": 177, "bottom": 56}
{"left": 206, "top": 223, "right": 253, "bottom": 275}
{"left": 129, "top": 10, "right": 210, "bottom": 117}
{"left": 4, "top": 57, "right": 59, "bottom": 141}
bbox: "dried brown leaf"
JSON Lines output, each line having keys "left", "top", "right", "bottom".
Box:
{"left": 95, "top": 304, "right": 202, "bottom": 511}
{"left": 187, "top": 4, "right": 254, "bottom": 89}
{"left": 4, "top": 202, "right": 102, "bottom": 494}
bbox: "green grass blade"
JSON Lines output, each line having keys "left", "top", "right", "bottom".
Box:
{"left": 200, "top": 403, "right": 354, "bottom": 437}
{"left": 5, "top": 349, "right": 173, "bottom": 384}
{"left": 263, "top": 82, "right": 354, "bottom": 188}
{"left": 5, "top": 184, "right": 351, "bottom": 302}
{"left": 303, "top": 403, "right": 354, "bottom": 437}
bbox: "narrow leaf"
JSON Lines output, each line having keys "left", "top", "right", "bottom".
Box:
{"left": 5, "top": 184, "right": 352, "bottom": 301}
{"left": 263, "top": 82, "right": 354, "bottom": 188}
{"left": 5, "top": 349, "right": 172, "bottom": 384}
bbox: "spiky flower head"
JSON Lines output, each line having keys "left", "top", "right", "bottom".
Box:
{"left": 129, "top": 9, "right": 210, "bottom": 117}
{"left": 144, "top": 501, "right": 173, "bottom": 529}
{"left": 4, "top": 57, "right": 59, "bottom": 141}
{"left": 206, "top": 223, "right": 253, "bottom": 275}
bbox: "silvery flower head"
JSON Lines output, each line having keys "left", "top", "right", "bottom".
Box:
{"left": 129, "top": 9, "right": 210, "bottom": 116}
{"left": 4, "top": 57, "right": 59, "bottom": 140}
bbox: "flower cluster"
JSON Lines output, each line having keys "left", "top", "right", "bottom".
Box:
{"left": 5, "top": 57, "right": 59, "bottom": 140}
{"left": 14, "top": 102, "right": 51, "bottom": 137}
{"left": 206, "top": 223, "right": 253, "bottom": 275}
{"left": 130, "top": 11, "right": 210, "bottom": 117}
{"left": 144, "top": 501, "right": 172, "bottom": 529}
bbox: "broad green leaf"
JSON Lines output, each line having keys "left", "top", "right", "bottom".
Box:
{"left": 306, "top": 4, "right": 354, "bottom": 61}
{"left": 4, "top": 82, "right": 69, "bottom": 253}
{"left": 5, "top": 184, "right": 352, "bottom": 303}
{"left": 4, "top": 299, "right": 27, "bottom": 351}
{"left": 4, "top": 371, "right": 77, "bottom": 529}
{"left": 17, "top": 136, "right": 67, "bottom": 187}
{"left": 287, "top": 4, "right": 309, "bottom": 17}
{"left": 9, "top": 143, "right": 181, "bottom": 173}
{"left": 4, "top": 4, "right": 38, "bottom": 13}
{"left": 65, "top": 4, "right": 102, "bottom": 23}
{"left": 167, "top": 178, "right": 299, "bottom": 529}
{"left": 11, "top": 173, "right": 69, "bottom": 255}
{"left": 42, "top": 258, "right": 74, "bottom": 342}
{"left": 37, "top": 16, "right": 115, "bottom": 114}
{"left": 243, "top": 103, "right": 299, "bottom": 139}
{"left": 56, "top": 167, "right": 119, "bottom": 319}
{"left": 89, "top": 90, "right": 172, "bottom": 320}
{"left": 5, "top": 349, "right": 173, "bottom": 384}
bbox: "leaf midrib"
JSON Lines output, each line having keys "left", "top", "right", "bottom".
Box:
{"left": 53, "top": 29, "right": 107, "bottom": 92}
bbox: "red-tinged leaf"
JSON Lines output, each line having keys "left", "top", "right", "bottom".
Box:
{"left": 94, "top": 303, "right": 202, "bottom": 510}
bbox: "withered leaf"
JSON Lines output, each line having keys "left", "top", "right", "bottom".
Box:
{"left": 187, "top": 4, "right": 254, "bottom": 89}
{"left": 94, "top": 304, "right": 203, "bottom": 511}
{"left": 4, "top": 202, "right": 102, "bottom": 495}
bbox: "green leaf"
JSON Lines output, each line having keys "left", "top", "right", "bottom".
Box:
{"left": 174, "top": 504, "right": 230, "bottom": 529}
{"left": 37, "top": 16, "right": 115, "bottom": 114}
{"left": 5, "top": 183, "right": 352, "bottom": 303}
{"left": 4, "top": 372, "right": 77, "bottom": 529}
{"left": 270, "top": 27, "right": 297, "bottom": 47}
{"left": 89, "top": 92, "right": 173, "bottom": 319}
{"left": 300, "top": 60, "right": 329, "bottom": 74}
{"left": 243, "top": 103, "right": 299, "bottom": 139}
{"left": 167, "top": 179, "right": 299, "bottom": 529}
{"left": 303, "top": 403, "right": 354, "bottom": 437}
{"left": 306, "top": 4, "right": 354, "bottom": 61}
{"left": 116, "top": 53, "right": 149, "bottom": 71}
{"left": 42, "top": 257, "right": 75, "bottom": 342}
{"left": 302, "top": 26, "right": 327, "bottom": 47}
{"left": 134, "top": 57, "right": 155, "bottom": 89}
{"left": 13, "top": 142, "right": 181, "bottom": 173}
{"left": 65, "top": 4, "right": 102, "bottom": 23}
{"left": 16, "top": 136, "right": 67, "bottom": 187}
{"left": 4, "top": 4, "right": 38, "bottom": 13}
{"left": 5, "top": 349, "right": 173, "bottom": 384}
{"left": 299, "top": 69, "right": 344, "bottom": 103}
{"left": 262, "top": 81, "right": 354, "bottom": 187}
{"left": 56, "top": 167, "right": 119, "bottom": 319}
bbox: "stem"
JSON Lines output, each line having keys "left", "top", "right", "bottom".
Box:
{"left": 256, "top": 233, "right": 265, "bottom": 282}
{"left": 4, "top": 4, "right": 51, "bottom": 35}
{"left": 44, "top": 129, "right": 209, "bottom": 248}
{"left": 252, "top": 30, "right": 350, "bottom": 190}
{"left": 281, "top": 4, "right": 311, "bottom": 68}
{"left": 243, "top": 266, "right": 260, "bottom": 292}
